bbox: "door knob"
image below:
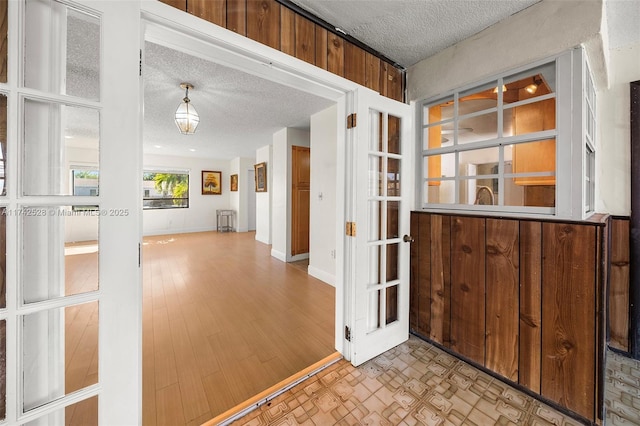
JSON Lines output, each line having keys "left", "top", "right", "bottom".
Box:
{"left": 403, "top": 235, "right": 414, "bottom": 243}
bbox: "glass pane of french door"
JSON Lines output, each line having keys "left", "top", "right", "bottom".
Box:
{"left": 352, "top": 88, "right": 411, "bottom": 366}
{"left": 19, "top": 0, "right": 103, "bottom": 421}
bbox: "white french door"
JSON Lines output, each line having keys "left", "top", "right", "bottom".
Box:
{"left": 1, "top": 0, "right": 141, "bottom": 424}
{"left": 348, "top": 88, "right": 413, "bottom": 366}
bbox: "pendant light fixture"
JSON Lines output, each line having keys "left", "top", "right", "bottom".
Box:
{"left": 175, "top": 83, "right": 199, "bottom": 135}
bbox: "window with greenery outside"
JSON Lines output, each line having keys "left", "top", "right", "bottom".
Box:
{"left": 143, "top": 171, "right": 189, "bottom": 209}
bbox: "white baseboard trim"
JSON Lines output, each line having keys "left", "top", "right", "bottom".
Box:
{"left": 271, "top": 249, "right": 286, "bottom": 262}
{"left": 307, "top": 266, "right": 336, "bottom": 287}
{"left": 290, "top": 253, "right": 309, "bottom": 262}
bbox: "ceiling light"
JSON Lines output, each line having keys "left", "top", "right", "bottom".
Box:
{"left": 492, "top": 84, "right": 507, "bottom": 94}
{"left": 525, "top": 77, "right": 543, "bottom": 95}
{"left": 175, "top": 83, "right": 199, "bottom": 135}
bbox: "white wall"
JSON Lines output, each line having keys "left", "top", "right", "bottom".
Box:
{"left": 308, "top": 105, "right": 338, "bottom": 286}
{"left": 143, "top": 154, "right": 231, "bottom": 235}
{"left": 255, "top": 145, "right": 272, "bottom": 244}
{"left": 230, "top": 157, "right": 256, "bottom": 232}
{"left": 65, "top": 147, "right": 99, "bottom": 243}
{"left": 408, "top": 0, "right": 605, "bottom": 101}
{"left": 596, "top": 42, "right": 640, "bottom": 215}
{"left": 271, "top": 127, "right": 310, "bottom": 262}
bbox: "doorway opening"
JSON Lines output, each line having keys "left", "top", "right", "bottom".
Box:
{"left": 140, "top": 24, "right": 343, "bottom": 423}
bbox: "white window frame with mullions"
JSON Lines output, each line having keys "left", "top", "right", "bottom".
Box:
{"left": 417, "top": 47, "right": 596, "bottom": 220}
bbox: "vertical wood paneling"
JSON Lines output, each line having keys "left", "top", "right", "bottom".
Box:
{"left": 159, "top": 0, "right": 186, "bottom": 11}
{"left": 416, "top": 214, "right": 431, "bottom": 336}
{"left": 280, "top": 6, "right": 295, "bottom": 56}
{"left": 188, "top": 0, "right": 226, "bottom": 27}
{"left": 519, "top": 221, "right": 542, "bottom": 393}
{"left": 381, "top": 62, "right": 403, "bottom": 102}
{"left": 450, "top": 216, "right": 485, "bottom": 364}
{"left": 246, "top": 0, "right": 280, "bottom": 50}
{"left": 167, "top": 0, "right": 405, "bottom": 102}
{"left": 542, "top": 223, "right": 596, "bottom": 419}
{"left": 609, "top": 218, "right": 630, "bottom": 351}
{"left": 294, "top": 15, "right": 315, "bottom": 65}
{"left": 227, "top": 0, "right": 247, "bottom": 36}
{"left": 344, "top": 41, "right": 366, "bottom": 87}
{"left": 595, "top": 225, "right": 605, "bottom": 421}
{"left": 327, "top": 33, "right": 344, "bottom": 77}
{"left": 365, "top": 52, "right": 380, "bottom": 92}
{"left": 409, "top": 213, "right": 420, "bottom": 331}
{"left": 314, "top": 26, "right": 328, "bottom": 70}
{"left": 430, "top": 214, "right": 451, "bottom": 347}
{"left": 485, "top": 219, "right": 519, "bottom": 382}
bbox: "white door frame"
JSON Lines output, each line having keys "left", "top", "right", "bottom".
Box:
{"left": 141, "top": 0, "right": 360, "bottom": 359}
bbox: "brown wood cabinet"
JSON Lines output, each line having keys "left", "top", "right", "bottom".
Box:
{"left": 158, "top": 0, "right": 404, "bottom": 102}
{"left": 410, "top": 211, "right": 607, "bottom": 424}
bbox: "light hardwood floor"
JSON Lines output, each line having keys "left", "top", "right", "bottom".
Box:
{"left": 141, "top": 231, "right": 335, "bottom": 425}
{"left": 60, "top": 231, "right": 334, "bottom": 425}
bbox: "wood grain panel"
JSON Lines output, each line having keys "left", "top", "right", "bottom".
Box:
{"left": 609, "top": 218, "right": 630, "bottom": 351}
{"left": 519, "top": 221, "right": 542, "bottom": 393}
{"left": 411, "top": 213, "right": 431, "bottom": 336}
{"left": 294, "top": 15, "right": 315, "bottom": 65}
{"left": 226, "top": 0, "right": 247, "bottom": 36}
{"left": 410, "top": 213, "right": 420, "bottom": 331}
{"left": 280, "top": 6, "right": 295, "bottom": 56}
{"left": 246, "top": 0, "right": 280, "bottom": 50}
{"left": 450, "top": 216, "right": 485, "bottom": 364}
{"left": 430, "top": 214, "right": 451, "bottom": 347}
{"left": 542, "top": 223, "right": 596, "bottom": 419}
{"left": 344, "top": 41, "right": 366, "bottom": 87}
{"left": 365, "top": 52, "right": 381, "bottom": 92}
{"left": 159, "top": 0, "right": 186, "bottom": 11}
{"left": 382, "top": 62, "right": 403, "bottom": 102}
{"left": 326, "top": 33, "right": 344, "bottom": 77}
{"left": 314, "top": 26, "right": 328, "bottom": 70}
{"left": 485, "top": 219, "right": 519, "bottom": 382}
{"left": 291, "top": 146, "right": 310, "bottom": 256}
{"left": 188, "top": 0, "right": 226, "bottom": 27}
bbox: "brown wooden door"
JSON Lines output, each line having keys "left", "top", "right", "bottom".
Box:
{"left": 291, "top": 146, "right": 310, "bottom": 256}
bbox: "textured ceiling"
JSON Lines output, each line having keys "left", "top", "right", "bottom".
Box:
{"left": 143, "top": 42, "right": 334, "bottom": 160}
{"left": 606, "top": 0, "right": 640, "bottom": 49}
{"left": 289, "top": 0, "right": 541, "bottom": 68}
{"left": 140, "top": 0, "right": 639, "bottom": 161}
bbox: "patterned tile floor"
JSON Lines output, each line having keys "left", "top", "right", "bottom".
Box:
{"left": 605, "top": 349, "right": 640, "bottom": 426}
{"left": 230, "top": 336, "right": 586, "bottom": 426}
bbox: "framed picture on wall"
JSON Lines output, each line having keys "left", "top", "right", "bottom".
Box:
{"left": 230, "top": 174, "right": 238, "bottom": 192}
{"left": 202, "top": 170, "right": 222, "bottom": 195}
{"left": 254, "top": 162, "right": 267, "bottom": 192}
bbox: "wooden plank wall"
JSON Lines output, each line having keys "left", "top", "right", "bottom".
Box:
{"left": 409, "top": 212, "right": 605, "bottom": 423}
{"left": 609, "top": 217, "right": 630, "bottom": 352}
{"left": 160, "top": 0, "right": 404, "bottom": 102}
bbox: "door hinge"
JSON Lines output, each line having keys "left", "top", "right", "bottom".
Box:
{"left": 138, "top": 243, "right": 141, "bottom": 267}
{"left": 345, "top": 326, "right": 351, "bottom": 342}
{"left": 139, "top": 49, "right": 142, "bottom": 76}
{"left": 345, "top": 221, "right": 356, "bottom": 237}
{"left": 347, "top": 113, "right": 357, "bottom": 129}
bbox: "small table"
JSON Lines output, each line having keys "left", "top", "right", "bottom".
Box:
{"left": 216, "top": 209, "right": 235, "bottom": 232}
